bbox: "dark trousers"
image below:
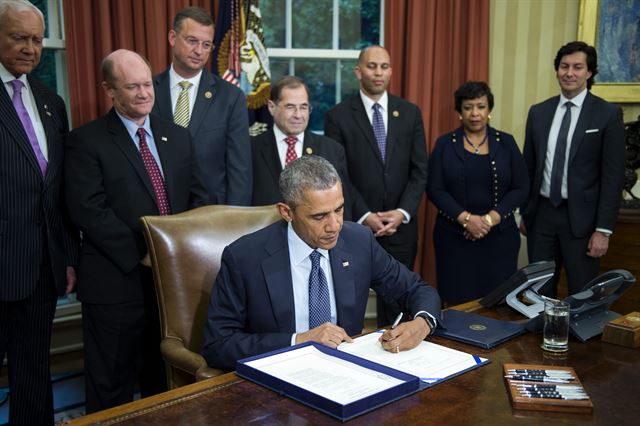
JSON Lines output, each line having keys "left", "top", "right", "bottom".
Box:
{"left": 375, "top": 237, "right": 417, "bottom": 327}
{"left": 527, "top": 197, "right": 600, "bottom": 296}
{"left": 82, "top": 268, "right": 166, "bottom": 413}
{"left": 0, "top": 271, "right": 57, "bottom": 426}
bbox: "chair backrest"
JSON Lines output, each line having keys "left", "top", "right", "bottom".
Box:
{"left": 140, "top": 204, "right": 282, "bottom": 354}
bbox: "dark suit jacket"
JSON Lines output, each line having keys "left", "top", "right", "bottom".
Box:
{"left": 428, "top": 126, "right": 529, "bottom": 234}
{"left": 251, "top": 128, "right": 353, "bottom": 220}
{"left": 65, "top": 109, "right": 209, "bottom": 304}
{"left": 522, "top": 92, "right": 625, "bottom": 238}
{"left": 0, "top": 75, "right": 78, "bottom": 300}
{"left": 324, "top": 94, "right": 428, "bottom": 247}
{"left": 202, "top": 220, "right": 441, "bottom": 370}
{"left": 153, "top": 69, "right": 252, "bottom": 206}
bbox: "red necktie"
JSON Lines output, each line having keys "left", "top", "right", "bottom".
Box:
{"left": 284, "top": 136, "right": 298, "bottom": 166}
{"left": 137, "top": 128, "right": 171, "bottom": 215}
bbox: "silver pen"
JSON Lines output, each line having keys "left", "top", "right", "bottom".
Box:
{"left": 391, "top": 312, "right": 403, "bottom": 329}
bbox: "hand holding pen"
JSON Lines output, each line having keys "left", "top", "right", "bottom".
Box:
{"left": 379, "top": 312, "right": 430, "bottom": 353}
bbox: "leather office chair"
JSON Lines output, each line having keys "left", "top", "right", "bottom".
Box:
{"left": 140, "top": 204, "right": 282, "bottom": 389}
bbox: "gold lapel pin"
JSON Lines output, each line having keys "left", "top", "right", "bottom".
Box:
{"left": 392, "top": 110, "right": 399, "bottom": 117}
{"left": 305, "top": 147, "right": 313, "bottom": 155}
{"left": 161, "top": 136, "right": 168, "bottom": 141}
{"left": 204, "top": 91, "right": 213, "bottom": 99}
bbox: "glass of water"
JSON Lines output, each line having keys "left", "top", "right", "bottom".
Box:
{"left": 541, "top": 299, "right": 570, "bottom": 352}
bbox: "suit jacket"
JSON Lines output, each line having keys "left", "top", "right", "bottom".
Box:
{"left": 428, "top": 126, "right": 529, "bottom": 234}
{"left": 521, "top": 92, "right": 625, "bottom": 237}
{"left": 324, "top": 94, "right": 428, "bottom": 247}
{"left": 153, "top": 68, "right": 252, "bottom": 206}
{"left": 65, "top": 109, "right": 209, "bottom": 304}
{"left": 251, "top": 128, "right": 353, "bottom": 220}
{"left": 202, "top": 220, "right": 441, "bottom": 370}
{"left": 0, "top": 75, "right": 78, "bottom": 301}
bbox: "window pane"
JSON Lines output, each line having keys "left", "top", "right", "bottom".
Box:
{"left": 339, "top": 59, "right": 359, "bottom": 102}
{"left": 33, "top": 49, "right": 58, "bottom": 92}
{"left": 292, "top": 0, "right": 333, "bottom": 49}
{"left": 269, "top": 57, "right": 291, "bottom": 82}
{"left": 261, "top": 0, "right": 285, "bottom": 48}
{"left": 339, "top": 0, "right": 381, "bottom": 49}
{"left": 30, "top": 0, "right": 50, "bottom": 38}
{"left": 294, "top": 59, "right": 336, "bottom": 132}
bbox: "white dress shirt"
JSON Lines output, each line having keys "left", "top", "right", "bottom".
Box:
{"left": 1, "top": 62, "right": 48, "bottom": 160}
{"left": 273, "top": 125, "right": 304, "bottom": 169}
{"left": 287, "top": 223, "right": 337, "bottom": 344}
{"left": 169, "top": 64, "right": 201, "bottom": 117}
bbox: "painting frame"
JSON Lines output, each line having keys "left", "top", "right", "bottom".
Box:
{"left": 578, "top": 0, "right": 640, "bottom": 103}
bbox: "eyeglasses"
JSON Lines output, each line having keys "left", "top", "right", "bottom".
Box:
{"left": 178, "top": 33, "right": 214, "bottom": 52}
{"left": 279, "top": 103, "right": 312, "bottom": 114}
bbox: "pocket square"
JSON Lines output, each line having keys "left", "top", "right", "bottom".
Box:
{"left": 585, "top": 129, "right": 599, "bottom": 134}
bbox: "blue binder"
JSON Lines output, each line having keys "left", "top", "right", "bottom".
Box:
{"left": 434, "top": 309, "right": 526, "bottom": 349}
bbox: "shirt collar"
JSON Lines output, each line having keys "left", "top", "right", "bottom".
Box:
{"left": 114, "top": 108, "right": 152, "bottom": 137}
{"left": 559, "top": 88, "right": 588, "bottom": 109}
{"left": 360, "top": 90, "right": 388, "bottom": 112}
{"left": 0, "top": 62, "right": 27, "bottom": 85}
{"left": 287, "top": 222, "right": 329, "bottom": 266}
{"left": 169, "top": 64, "right": 202, "bottom": 90}
{"left": 273, "top": 124, "right": 305, "bottom": 144}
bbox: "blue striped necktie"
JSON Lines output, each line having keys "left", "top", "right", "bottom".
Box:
{"left": 308, "top": 250, "right": 331, "bottom": 329}
{"left": 372, "top": 103, "right": 387, "bottom": 162}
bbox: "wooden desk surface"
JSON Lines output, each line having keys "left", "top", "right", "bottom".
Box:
{"left": 66, "top": 304, "right": 640, "bottom": 425}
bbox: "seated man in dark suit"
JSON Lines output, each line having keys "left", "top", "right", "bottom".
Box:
{"left": 251, "top": 75, "right": 353, "bottom": 220}
{"left": 203, "top": 155, "right": 441, "bottom": 370}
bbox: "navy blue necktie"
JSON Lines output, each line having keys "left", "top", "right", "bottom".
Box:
{"left": 549, "top": 101, "right": 573, "bottom": 207}
{"left": 308, "top": 250, "right": 331, "bottom": 329}
{"left": 372, "top": 103, "right": 386, "bottom": 162}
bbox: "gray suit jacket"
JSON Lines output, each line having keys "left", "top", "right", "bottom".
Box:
{"left": 153, "top": 68, "right": 252, "bottom": 205}
{"left": 522, "top": 92, "right": 625, "bottom": 237}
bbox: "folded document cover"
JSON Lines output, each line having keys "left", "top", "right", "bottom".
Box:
{"left": 434, "top": 309, "right": 526, "bottom": 349}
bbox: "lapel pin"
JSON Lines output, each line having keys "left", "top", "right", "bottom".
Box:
{"left": 45, "top": 111, "right": 52, "bottom": 117}
{"left": 342, "top": 261, "right": 350, "bottom": 267}
{"left": 204, "top": 91, "right": 213, "bottom": 99}
{"left": 161, "top": 136, "right": 168, "bottom": 141}
{"left": 392, "top": 110, "right": 399, "bottom": 117}
{"left": 306, "top": 147, "right": 313, "bottom": 155}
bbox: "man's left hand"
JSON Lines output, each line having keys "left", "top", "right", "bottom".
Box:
{"left": 378, "top": 317, "right": 430, "bottom": 353}
{"left": 374, "top": 210, "right": 404, "bottom": 237}
{"left": 587, "top": 231, "right": 610, "bottom": 258}
{"left": 65, "top": 266, "right": 77, "bottom": 294}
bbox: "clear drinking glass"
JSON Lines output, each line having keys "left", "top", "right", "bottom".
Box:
{"left": 541, "top": 299, "right": 570, "bottom": 352}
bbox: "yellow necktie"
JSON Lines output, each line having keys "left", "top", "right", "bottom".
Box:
{"left": 173, "top": 81, "right": 193, "bottom": 127}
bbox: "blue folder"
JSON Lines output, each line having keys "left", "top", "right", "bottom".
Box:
{"left": 434, "top": 309, "right": 526, "bottom": 349}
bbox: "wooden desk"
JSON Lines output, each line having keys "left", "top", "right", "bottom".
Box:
{"left": 66, "top": 304, "right": 639, "bottom": 425}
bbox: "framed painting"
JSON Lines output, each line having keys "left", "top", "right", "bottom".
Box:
{"left": 578, "top": 0, "right": 640, "bottom": 102}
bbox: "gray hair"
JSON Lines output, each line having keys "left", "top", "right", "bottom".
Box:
{"left": 279, "top": 156, "right": 341, "bottom": 207}
{"left": 0, "top": 0, "right": 45, "bottom": 30}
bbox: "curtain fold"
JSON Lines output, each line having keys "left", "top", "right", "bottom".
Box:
{"left": 385, "top": 0, "right": 490, "bottom": 287}
{"left": 63, "top": 0, "right": 215, "bottom": 128}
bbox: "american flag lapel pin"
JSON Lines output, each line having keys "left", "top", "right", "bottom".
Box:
{"left": 342, "top": 260, "right": 349, "bottom": 267}
{"left": 161, "top": 136, "right": 168, "bottom": 142}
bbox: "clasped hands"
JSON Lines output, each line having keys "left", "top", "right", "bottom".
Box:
{"left": 364, "top": 210, "right": 405, "bottom": 237}
{"left": 295, "top": 317, "right": 429, "bottom": 353}
{"left": 458, "top": 210, "right": 501, "bottom": 241}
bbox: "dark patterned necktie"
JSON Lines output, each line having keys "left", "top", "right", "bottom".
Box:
{"left": 372, "top": 103, "right": 387, "bottom": 162}
{"left": 284, "top": 136, "right": 298, "bottom": 166}
{"left": 137, "top": 128, "right": 171, "bottom": 215}
{"left": 10, "top": 79, "right": 47, "bottom": 176}
{"left": 549, "top": 101, "right": 573, "bottom": 207}
{"left": 308, "top": 250, "right": 331, "bottom": 329}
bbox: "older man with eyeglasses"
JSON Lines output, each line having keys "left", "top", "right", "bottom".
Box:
{"left": 250, "top": 75, "right": 354, "bottom": 220}
{"left": 153, "top": 6, "right": 252, "bottom": 206}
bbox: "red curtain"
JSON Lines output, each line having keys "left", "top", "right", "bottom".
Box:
{"left": 63, "top": 0, "right": 216, "bottom": 128}
{"left": 385, "top": 0, "right": 490, "bottom": 286}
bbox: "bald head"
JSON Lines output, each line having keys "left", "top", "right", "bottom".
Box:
{"left": 355, "top": 45, "right": 392, "bottom": 101}
{"left": 101, "top": 49, "right": 154, "bottom": 125}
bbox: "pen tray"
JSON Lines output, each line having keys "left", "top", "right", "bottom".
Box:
{"left": 503, "top": 363, "right": 593, "bottom": 414}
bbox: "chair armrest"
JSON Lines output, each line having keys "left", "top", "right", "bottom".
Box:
{"left": 160, "top": 338, "right": 213, "bottom": 376}
{"left": 195, "top": 365, "right": 225, "bottom": 381}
